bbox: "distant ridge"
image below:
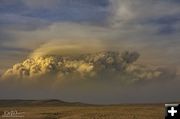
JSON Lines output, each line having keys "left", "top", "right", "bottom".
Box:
{"left": 0, "top": 99, "right": 178, "bottom": 107}
{"left": 0, "top": 99, "right": 89, "bottom": 107}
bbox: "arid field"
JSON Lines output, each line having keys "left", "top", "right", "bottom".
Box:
{"left": 0, "top": 100, "right": 164, "bottom": 119}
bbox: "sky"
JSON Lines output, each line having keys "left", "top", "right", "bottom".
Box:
{"left": 0, "top": 0, "right": 180, "bottom": 103}
{"left": 1, "top": 0, "right": 180, "bottom": 74}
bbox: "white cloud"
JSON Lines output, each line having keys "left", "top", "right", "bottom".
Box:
{"left": 110, "top": 0, "right": 180, "bottom": 24}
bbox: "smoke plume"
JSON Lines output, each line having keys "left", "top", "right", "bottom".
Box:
{"left": 0, "top": 49, "right": 179, "bottom": 104}
{"left": 2, "top": 50, "right": 165, "bottom": 82}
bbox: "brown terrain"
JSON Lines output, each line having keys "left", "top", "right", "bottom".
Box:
{"left": 0, "top": 100, "right": 164, "bottom": 119}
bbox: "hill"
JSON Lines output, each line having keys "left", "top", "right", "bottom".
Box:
{"left": 0, "top": 99, "right": 87, "bottom": 107}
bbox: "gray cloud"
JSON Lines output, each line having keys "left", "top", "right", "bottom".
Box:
{"left": 22, "top": 0, "right": 60, "bottom": 9}
{"left": 110, "top": 0, "right": 180, "bottom": 24}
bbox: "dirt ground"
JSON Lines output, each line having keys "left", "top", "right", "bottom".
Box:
{"left": 0, "top": 104, "right": 164, "bottom": 119}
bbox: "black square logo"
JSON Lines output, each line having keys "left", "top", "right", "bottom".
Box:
{"left": 165, "top": 104, "right": 180, "bottom": 119}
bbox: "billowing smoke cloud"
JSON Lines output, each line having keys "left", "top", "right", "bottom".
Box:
{"left": 2, "top": 50, "right": 165, "bottom": 82}
{"left": 0, "top": 48, "right": 179, "bottom": 104}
